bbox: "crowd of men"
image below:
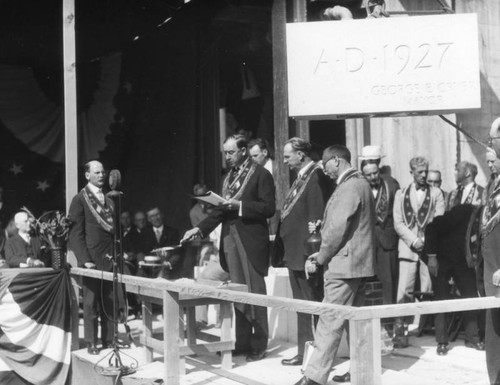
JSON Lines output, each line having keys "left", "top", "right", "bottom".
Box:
{"left": 2, "top": 133, "right": 500, "bottom": 384}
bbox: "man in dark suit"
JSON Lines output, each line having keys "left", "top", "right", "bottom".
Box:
{"left": 294, "top": 145, "right": 376, "bottom": 385}
{"left": 425, "top": 204, "right": 484, "bottom": 356}
{"left": 446, "top": 161, "right": 484, "bottom": 210}
{"left": 69, "top": 160, "right": 114, "bottom": 355}
{"left": 182, "top": 134, "right": 275, "bottom": 362}
{"left": 482, "top": 131, "right": 500, "bottom": 385}
{"left": 360, "top": 147, "right": 400, "bottom": 307}
{"left": 5, "top": 211, "right": 45, "bottom": 268}
{"left": 278, "top": 137, "right": 331, "bottom": 367}
{"left": 139, "top": 206, "right": 180, "bottom": 279}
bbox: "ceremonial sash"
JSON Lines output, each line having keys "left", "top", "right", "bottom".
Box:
{"left": 222, "top": 158, "right": 256, "bottom": 201}
{"left": 82, "top": 186, "right": 114, "bottom": 233}
{"left": 375, "top": 179, "right": 389, "bottom": 224}
{"left": 481, "top": 184, "right": 500, "bottom": 238}
{"left": 463, "top": 184, "right": 478, "bottom": 205}
{"left": 401, "top": 184, "right": 432, "bottom": 235}
{"left": 281, "top": 162, "right": 321, "bottom": 221}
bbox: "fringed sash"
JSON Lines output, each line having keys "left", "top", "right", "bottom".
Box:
{"left": 222, "top": 158, "right": 256, "bottom": 201}
{"left": 375, "top": 179, "right": 389, "bottom": 224}
{"left": 401, "top": 184, "right": 432, "bottom": 236}
{"left": 82, "top": 186, "right": 114, "bottom": 233}
{"left": 481, "top": 184, "right": 500, "bottom": 238}
{"left": 281, "top": 162, "right": 321, "bottom": 221}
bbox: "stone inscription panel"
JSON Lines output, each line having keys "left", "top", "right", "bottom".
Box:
{"left": 286, "top": 14, "right": 480, "bottom": 119}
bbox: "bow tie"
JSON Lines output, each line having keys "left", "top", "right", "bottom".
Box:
{"left": 233, "top": 167, "right": 240, "bottom": 173}
{"left": 416, "top": 185, "right": 427, "bottom": 191}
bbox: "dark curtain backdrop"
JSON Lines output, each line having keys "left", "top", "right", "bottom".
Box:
{"left": 114, "top": 3, "right": 221, "bottom": 234}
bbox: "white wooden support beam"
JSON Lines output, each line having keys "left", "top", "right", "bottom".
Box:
{"left": 164, "top": 290, "right": 180, "bottom": 385}
{"left": 62, "top": 0, "right": 78, "bottom": 213}
{"left": 349, "top": 318, "right": 381, "bottom": 385}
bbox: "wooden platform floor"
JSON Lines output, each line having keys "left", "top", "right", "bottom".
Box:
{"left": 76, "top": 314, "right": 489, "bottom": 385}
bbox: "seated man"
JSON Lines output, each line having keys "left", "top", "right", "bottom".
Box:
{"left": 139, "top": 206, "right": 181, "bottom": 279}
{"left": 5, "top": 211, "right": 46, "bottom": 268}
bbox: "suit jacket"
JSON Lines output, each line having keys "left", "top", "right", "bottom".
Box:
{"left": 425, "top": 204, "right": 476, "bottom": 269}
{"left": 141, "top": 225, "right": 180, "bottom": 264}
{"left": 5, "top": 233, "right": 44, "bottom": 267}
{"left": 279, "top": 166, "right": 332, "bottom": 270}
{"left": 68, "top": 188, "right": 114, "bottom": 271}
{"left": 315, "top": 169, "right": 376, "bottom": 279}
{"left": 446, "top": 182, "right": 484, "bottom": 210}
{"left": 197, "top": 163, "right": 275, "bottom": 277}
{"left": 374, "top": 175, "right": 400, "bottom": 251}
{"left": 393, "top": 183, "right": 445, "bottom": 262}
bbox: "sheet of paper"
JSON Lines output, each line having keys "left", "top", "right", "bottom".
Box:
{"left": 193, "top": 191, "right": 228, "bottom": 206}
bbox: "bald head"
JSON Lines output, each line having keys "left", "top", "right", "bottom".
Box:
{"left": 85, "top": 161, "right": 105, "bottom": 188}
{"left": 14, "top": 211, "right": 32, "bottom": 235}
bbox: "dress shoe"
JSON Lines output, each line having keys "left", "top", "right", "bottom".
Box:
{"left": 293, "top": 376, "right": 320, "bottom": 385}
{"left": 465, "top": 341, "right": 485, "bottom": 351}
{"left": 86, "top": 343, "right": 99, "bottom": 355}
{"left": 102, "top": 341, "right": 112, "bottom": 349}
{"left": 216, "top": 348, "right": 247, "bottom": 357}
{"left": 246, "top": 350, "right": 267, "bottom": 362}
{"left": 281, "top": 355, "right": 303, "bottom": 366}
{"left": 437, "top": 343, "right": 449, "bottom": 356}
{"left": 332, "top": 372, "right": 351, "bottom": 383}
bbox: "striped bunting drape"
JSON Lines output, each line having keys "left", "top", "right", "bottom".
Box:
{"left": 0, "top": 268, "right": 74, "bottom": 385}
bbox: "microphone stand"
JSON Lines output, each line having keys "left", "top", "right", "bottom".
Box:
{"left": 96, "top": 190, "right": 137, "bottom": 377}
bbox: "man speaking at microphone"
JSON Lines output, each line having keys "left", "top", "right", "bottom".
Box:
{"left": 182, "top": 134, "right": 275, "bottom": 362}
{"left": 69, "top": 160, "right": 115, "bottom": 355}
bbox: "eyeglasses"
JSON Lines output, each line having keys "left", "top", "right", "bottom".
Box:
{"left": 488, "top": 136, "right": 500, "bottom": 147}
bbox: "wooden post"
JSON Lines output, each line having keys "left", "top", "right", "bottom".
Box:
{"left": 292, "top": 0, "right": 310, "bottom": 141}
{"left": 164, "top": 290, "right": 180, "bottom": 385}
{"left": 62, "top": 0, "right": 78, "bottom": 212}
{"left": 349, "top": 318, "right": 381, "bottom": 385}
{"left": 142, "top": 298, "right": 154, "bottom": 362}
{"left": 219, "top": 302, "right": 233, "bottom": 370}
{"left": 272, "top": 0, "right": 290, "bottom": 208}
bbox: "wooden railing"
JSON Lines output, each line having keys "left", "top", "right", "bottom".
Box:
{"left": 70, "top": 267, "right": 500, "bottom": 385}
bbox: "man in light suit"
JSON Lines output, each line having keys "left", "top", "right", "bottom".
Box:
{"left": 182, "top": 134, "right": 275, "bottom": 362}
{"left": 69, "top": 160, "right": 115, "bottom": 355}
{"left": 277, "top": 137, "right": 332, "bottom": 367}
{"left": 393, "top": 156, "right": 445, "bottom": 347}
{"left": 294, "top": 145, "right": 376, "bottom": 385}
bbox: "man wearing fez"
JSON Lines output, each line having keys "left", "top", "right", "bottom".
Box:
{"left": 182, "top": 134, "right": 275, "bottom": 362}
{"left": 294, "top": 145, "right": 375, "bottom": 385}
{"left": 69, "top": 160, "right": 114, "bottom": 355}
{"left": 482, "top": 118, "right": 500, "bottom": 384}
{"left": 359, "top": 146, "right": 400, "bottom": 307}
{"left": 277, "top": 137, "right": 332, "bottom": 367}
{"left": 393, "top": 157, "right": 445, "bottom": 348}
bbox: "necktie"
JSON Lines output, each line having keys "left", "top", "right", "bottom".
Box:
{"left": 96, "top": 189, "right": 105, "bottom": 204}
{"left": 454, "top": 186, "right": 464, "bottom": 207}
{"left": 155, "top": 228, "right": 161, "bottom": 243}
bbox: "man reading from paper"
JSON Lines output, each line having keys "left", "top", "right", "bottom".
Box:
{"left": 182, "top": 134, "right": 275, "bottom": 362}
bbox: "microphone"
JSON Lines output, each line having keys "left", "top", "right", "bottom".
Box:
{"left": 109, "top": 169, "right": 121, "bottom": 191}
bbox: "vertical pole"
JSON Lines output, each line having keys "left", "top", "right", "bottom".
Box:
{"left": 62, "top": 0, "right": 78, "bottom": 213}
{"left": 292, "top": 0, "right": 310, "bottom": 141}
{"left": 349, "top": 318, "right": 382, "bottom": 385}
{"left": 219, "top": 302, "right": 233, "bottom": 370}
{"left": 164, "top": 290, "right": 180, "bottom": 385}
{"left": 272, "top": 0, "right": 289, "bottom": 208}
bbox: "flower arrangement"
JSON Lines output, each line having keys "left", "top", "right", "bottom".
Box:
{"left": 21, "top": 207, "right": 70, "bottom": 248}
{"left": 36, "top": 210, "right": 71, "bottom": 249}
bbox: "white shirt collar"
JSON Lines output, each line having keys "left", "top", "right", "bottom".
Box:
{"left": 87, "top": 182, "right": 103, "bottom": 196}
{"left": 298, "top": 161, "right": 315, "bottom": 178}
{"left": 461, "top": 182, "right": 475, "bottom": 204}
{"left": 337, "top": 167, "right": 354, "bottom": 185}
{"left": 19, "top": 232, "right": 30, "bottom": 243}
